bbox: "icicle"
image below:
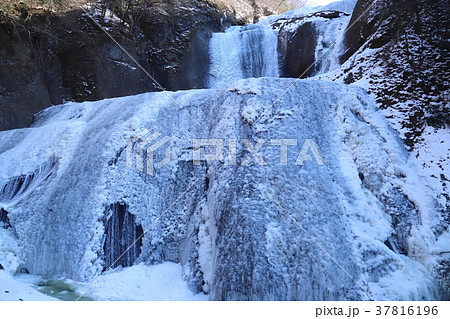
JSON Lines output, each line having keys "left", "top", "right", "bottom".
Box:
{"left": 0, "top": 158, "right": 56, "bottom": 204}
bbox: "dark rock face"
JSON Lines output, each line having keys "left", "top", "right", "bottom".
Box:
{"left": 0, "top": 1, "right": 232, "bottom": 131}
{"left": 0, "top": 10, "right": 152, "bottom": 131}
{"left": 0, "top": 208, "right": 10, "bottom": 228}
{"left": 276, "top": 11, "right": 349, "bottom": 78}
{"left": 0, "top": 23, "right": 53, "bottom": 131}
{"left": 135, "top": 3, "right": 229, "bottom": 91}
{"left": 103, "top": 203, "right": 143, "bottom": 270}
{"left": 56, "top": 11, "right": 152, "bottom": 102}
{"left": 341, "top": 0, "right": 449, "bottom": 145}
{"left": 168, "top": 25, "right": 215, "bottom": 90}
{"left": 278, "top": 21, "right": 317, "bottom": 78}
{"left": 0, "top": 0, "right": 282, "bottom": 132}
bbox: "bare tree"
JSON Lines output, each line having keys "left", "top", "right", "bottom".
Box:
{"left": 99, "top": 0, "right": 157, "bottom": 28}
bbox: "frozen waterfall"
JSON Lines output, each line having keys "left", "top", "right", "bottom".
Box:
{"left": 0, "top": 0, "right": 445, "bottom": 301}
{"left": 0, "top": 78, "right": 441, "bottom": 300}
{"left": 208, "top": 24, "right": 279, "bottom": 88}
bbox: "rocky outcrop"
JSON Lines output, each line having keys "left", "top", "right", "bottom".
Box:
{"left": 0, "top": 0, "right": 283, "bottom": 131}
{"left": 0, "top": 10, "right": 151, "bottom": 131}
{"left": 276, "top": 10, "right": 351, "bottom": 78}
{"left": 278, "top": 20, "right": 317, "bottom": 78}
{"left": 340, "top": 0, "right": 449, "bottom": 145}
{"left": 0, "top": 3, "right": 223, "bottom": 130}
{"left": 0, "top": 208, "right": 10, "bottom": 228}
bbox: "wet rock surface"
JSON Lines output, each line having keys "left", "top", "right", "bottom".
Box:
{"left": 0, "top": 0, "right": 275, "bottom": 131}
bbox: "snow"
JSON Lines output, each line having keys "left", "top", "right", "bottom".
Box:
{"left": 306, "top": 0, "right": 338, "bottom": 5}
{"left": 84, "top": 2, "right": 123, "bottom": 24}
{"left": 0, "top": 271, "right": 57, "bottom": 301}
{"left": 312, "top": 13, "right": 351, "bottom": 75}
{"left": 319, "top": 0, "right": 357, "bottom": 13}
{"left": 434, "top": 231, "right": 450, "bottom": 255}
{"left": 411, "top": 126, "right": 450, "bottom": 209}
{"left": 0, "top": 260, "right": 205, "bottom": 301}
{"left": 110, "top": 59, "right": 137, "bottom": 70}
{"left": 262, "top": 0, "right": 356, "bottom": 23}
{"left": 2, "top": 222, "right": 205, "bottom": 301}
{"left": 77, "top": 262, "right": 207, "bottom": 301}
{"left": 0, "top": 228, "right": 21, "bottom": 274}
{"left": 315, "top": 2, "right": 449, "bottom": 291}
{"left": 368, "top": 255, "right": 438, "bottom": 301}
{"left": 196, "top": 199, "right": 214, "bottom": 293}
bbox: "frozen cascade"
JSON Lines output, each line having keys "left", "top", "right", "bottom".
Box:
{"left": 208, "top": 24, "right": 279, "bottom": 88}
{"left": 312, "top": 12, "right": 351, "bottom": 75}
{"left": 0, "top": 158, "right": 56, "bottom": 204}
{"left": 0, "top": 77, "right": 442, "bottom": 300}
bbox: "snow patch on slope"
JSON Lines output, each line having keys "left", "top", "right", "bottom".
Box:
{"left": 0, "top": 228, "right": 21, "bottom": 274}
{"left": 0, "top": 271, "right": 57, "bottom": 301}
{"left": 78, "top": 263, "right": 207, "bottom": 301}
